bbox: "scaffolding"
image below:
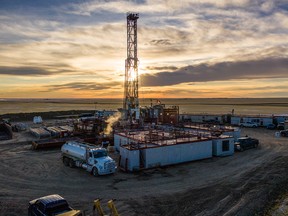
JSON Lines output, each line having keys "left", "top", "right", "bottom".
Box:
{"left": 119, "top": 128, "right": 211, "bottom": 150}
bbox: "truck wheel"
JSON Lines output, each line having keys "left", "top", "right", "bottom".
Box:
{"left": 92, "top": 167, "right": 99, "bottom": 177}
{"left": 63, "top": 157, "right": 69, "bottom": 166}
{"left": 69, "top": 159, "right": 75, "bottom": 168}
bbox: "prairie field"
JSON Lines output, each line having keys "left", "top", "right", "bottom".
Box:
{"left": 0, "top": 98, "right": 288, "bottom": 115}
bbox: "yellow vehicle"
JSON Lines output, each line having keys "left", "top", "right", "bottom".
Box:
{"left": 58, "top": 210, "right": 82, "bottom": 216}
{"left": 93, "top": 199, "right": 119, "bottom": 216}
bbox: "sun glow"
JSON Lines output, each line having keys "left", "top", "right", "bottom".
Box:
{"left": 128, "top": 68, "right": 137, "bottom": 81}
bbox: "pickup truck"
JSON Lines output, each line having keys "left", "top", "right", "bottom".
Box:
{"left": 239, "top": 122, "right": 258, "bottom": 128}
{"left": 280, "top": 130, "right": 288, "bottom": 137}
{"left": 28, "top": 194, "right": 82, "bottom": 216}
{"left": 234, "top": 137, "right": 259, "bottom": 151}
{"left": 277, "top": 122, "right": 285, "bottom": 130}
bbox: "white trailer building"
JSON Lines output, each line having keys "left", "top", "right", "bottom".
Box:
{"left": 114, "top": 133, "right": 130, "bottom": 151}
{"left": 119, "top": 135, "right": 212, "bottom": 171}
{"left": 212, "top": 136, "right": 234, "bottom": 157}
{"left": 181, "top": 124, "right": 241, "bottom": 141}
{"left": 231, "top": 115, "right": 273, "bottom": 127}
{"left": 180, "top": 114, "right": 225, "bottom": 124}
{"left": 273, "top": 114, "right": 288, "bottom": 124}
{"left": 143, "top": 139, "right": 212, "bottom": 169}
{"left": 116, "top": 129, "right": 234, "bottom": 172}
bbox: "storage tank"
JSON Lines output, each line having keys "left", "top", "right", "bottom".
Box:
{"left": 61, "top": 141, "right": 87, "bottom": 160}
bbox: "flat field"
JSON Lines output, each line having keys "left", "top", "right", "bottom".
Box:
{"left": 1, "top": 98, "right": 288, "bottom": 115}
{"left": 0, "top": 128, "right": 288, "bottom": 215}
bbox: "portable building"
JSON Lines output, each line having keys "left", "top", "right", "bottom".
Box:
{"left": 180, "top": 114, "right": 191, "bottom": 122}
{"left": 114, "top": 133, "right": 131, "bottom": 151}
{"left": 117, "top": 130, "right": 214, "bottom": 171}
{"left": 180, "top": 124, "right": 240, "bottom": 141}
{"left": 119, "top": 147, "right": 140, "bottom": 171}
{"left": 142, "top": 140, "right": 212, "bottom": 169}
{"left": 180, "top": 114, "right": 224, "bottom": 124}
{"left": 231, "top": 115, "right": 273, "bottom": 127}
{"left": 33, "top": 116, "right": 43, "bottom": 124}
{"left": 212, "top": 136, "right": 234, "bottom": 156}
{"left": 273, "top": 114, "right": 288, "bottom": 125}
{"left": 230, "top": 116, "right": 240, "bottom": 125}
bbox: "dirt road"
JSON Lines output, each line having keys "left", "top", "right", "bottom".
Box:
{"left": 0, "top": 128, "right": 288, "bottom": 215}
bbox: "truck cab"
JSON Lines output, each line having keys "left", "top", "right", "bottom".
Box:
{"left": 87, "top": 149, "right": 105, "bottom": 165}
{"left": 28, "top": 194, "right": 82, "bottom": 216}
{"left": 87, "top": 149, "right": 116, "bottom": 176}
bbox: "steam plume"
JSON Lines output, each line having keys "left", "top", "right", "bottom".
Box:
{"left": 104, "top": 112, "right": 121, "bottom": 135}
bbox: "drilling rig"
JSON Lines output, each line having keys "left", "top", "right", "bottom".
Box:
{"left": 123, "top": 12, "right": 140, "bottom": 124}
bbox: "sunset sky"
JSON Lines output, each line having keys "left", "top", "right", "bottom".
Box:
{"left": 0, "top": 0, "right": 287, "bottom": 98}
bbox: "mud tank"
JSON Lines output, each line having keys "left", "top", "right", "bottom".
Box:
{"left": 61, "top": 141, "right": 117, "bottom": 176}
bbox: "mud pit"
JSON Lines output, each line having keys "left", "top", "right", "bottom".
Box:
{"left": 1, "top": 128, "right": 288, "bottom": 215}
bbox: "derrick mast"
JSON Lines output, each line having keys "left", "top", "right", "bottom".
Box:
{"left": 123, "top": 12, "right": 139, "bottom": 122}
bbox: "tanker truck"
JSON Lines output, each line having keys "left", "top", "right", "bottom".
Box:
{"left": 61, "top": 141, "right": 117, "bottom": 176}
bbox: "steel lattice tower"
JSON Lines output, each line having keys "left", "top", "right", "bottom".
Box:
{"left": 123, "top": 12, "right": 139, "bottom": 121}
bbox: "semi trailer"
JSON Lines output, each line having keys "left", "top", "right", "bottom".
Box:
{"left": 61, "top": 141, "right": 117, "bottom": 176}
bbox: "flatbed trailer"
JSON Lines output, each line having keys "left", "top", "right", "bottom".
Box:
{"left": 32, "top": 137, "right": 82, "bottom": 150}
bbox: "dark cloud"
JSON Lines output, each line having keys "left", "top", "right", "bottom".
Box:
{"left": 0, "top": 65, "right": 81, "bottom": 76}
{"left": 149, "top": 39, "right": 172, "bottom": 46}
{"left": 0, "top": 66, "right": 54, "bottom": 76}
{"left": 140, "top": 89, "right": 211, "bottom": 95}
{"left": 0, "top": 0, "right": 76, "bottom": 8}
{"left": 146, "top": 66, "right": 178, "bottom": 71}
{"left": 141, "top": 57, "right": 288, "bottom": 86}
{"left": 231, "top": 85, "right": 288, "bottom": 91}
{"left": 46, "top": 81, "right": 121, "bottom": 91}
{"left": 0, "top": 65, "right": 113, "bottom": 77}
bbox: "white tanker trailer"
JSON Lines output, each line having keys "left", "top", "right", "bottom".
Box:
{"left": 61, "top": 141, "right": 117, "bottom": 176}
